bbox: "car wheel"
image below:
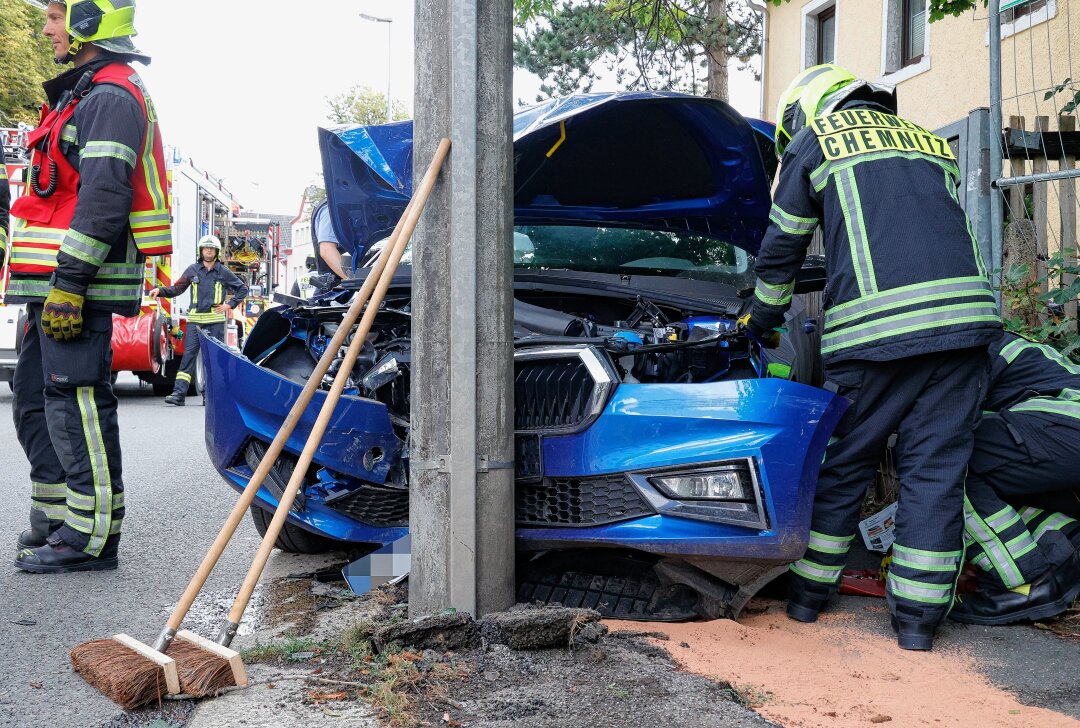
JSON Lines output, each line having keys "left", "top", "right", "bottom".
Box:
{"left": 248, "top": 504, "right": 340, "bottom": 554}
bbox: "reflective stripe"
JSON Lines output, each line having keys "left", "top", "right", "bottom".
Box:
{"left": 769, "top": 204, "right": 818, "bottom": 235}
{"left": 70, "top": 487, "right": 122, "bottom": 511}
{"left": 1019, "top": 506, "right": 1044, "bottom": 524}
{"left": 999, "top": 338, "right": 1080, "bottom": 374}
{"left": 790, "top": 558, "right": 843, "bottom": 584}
{"left": 985, "top": 505, "right": 1018, "bottom": 533}
{"left": 32, "top": 481, "right": 67, "bottom": 499}
{"left": 0, "top": 226, "right": 7, "bottom": 252}
{"left": 1003, "top": 532, "right": 1039, "bottom": 560}
{"left": 60, "top": 229, "right": 110, "bottom": 267}
{"left": 807, "top": 530, "right": 854, "bottom": 555}
{"left": 887, "top": 573, "right": 953, "bottom": 604}
{"left": 175, "top": 371, "right": 192, "bottom": 383}
{"left": 964, "top": 498, "right": 1025, "bottom": 587}
{"left": 837, "top": 169, "right": 877, "bottom": 295}
{"left": 1010, "top": 398, "right": 1080, "bottom": 421}
{"left": 821, "top": 302, "right": 1000, "bottom": 354}
{"left": 31, "top": 500, "right": 68, "bottom": 521}
{"left": 76, "top": 387, "right": 112, "bottom": 557}
{"left": 972, "top": 553, "right": 993, "bottom": 572}
{"left": 60, "top": 123, "right": 77, "bottom": 144}
{"left": 80, "top": 140, "right": 137, "bottom": 167}
{"left": 130, "top": 210, "right": 171, "bottom": 225}
{"left": 755, "top": 278, "right": 795, "bottom": 307}
{"left": 1032, "top": 512, "right": 1077, "bottom": 543}
{"left": 944, "top": 169, "right": 988, "bottom": 278}
{"left": 892, "top": 544, "right": 961, "bottom": 572}
{"left": 215, "top": 281, "right": 223, "bottom": 305}
{"left": 141, "top": 121, "right": 165, "bottom": 213}
{"left": 824, "top": 277, "right": 994, "bottom": 329}
{"left": 5, "top": 278, "right": 51, "bottom": 298}
{"left": 187, "top": 312, "right": 226, "bottom": 324}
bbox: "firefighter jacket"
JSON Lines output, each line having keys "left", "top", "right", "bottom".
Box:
{"left": 750, "top": 107, "right": 1001, "bottom": 363}
{"left": 158, "top": 261, "right": 249, "bottom": 325}
{"left": 0, "top": 147, "right": 9, "bottom": 261}
{"left": 984, "top": 332, "right": 1080, "bottom": 427}
{"left": 7, "top": 57, "right": 171, "bottom": 316}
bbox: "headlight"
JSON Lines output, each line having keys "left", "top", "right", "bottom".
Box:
{"left": 650, "top": 467, "right": 752, "bottom": 501}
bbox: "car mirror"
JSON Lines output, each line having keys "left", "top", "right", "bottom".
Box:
{"left": 793, "top": 254, "right": 827, "bottom": 294}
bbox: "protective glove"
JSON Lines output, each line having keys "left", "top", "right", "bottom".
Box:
{"left": 736, "top": 313, "right": 781, "bottom": 349}
{"left": 41, "top": 288, "right": 85, "bottom": 341}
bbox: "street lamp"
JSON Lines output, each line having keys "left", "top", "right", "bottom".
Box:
{"left": 359, "top": 12, "right": 394, "bottom": 123}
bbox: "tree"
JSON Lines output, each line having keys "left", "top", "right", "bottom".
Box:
{"left": 0, "top": 0, "right": 54, "bottom": 126}
{"left": 513, "top": 0, "right": 762, "bottom": 102}
{"left": 325, "top": 86, "right": 409, "bottom": 126}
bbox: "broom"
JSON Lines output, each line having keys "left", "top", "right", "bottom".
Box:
{"left": 69, "top": 138, "right": 450, "bottom": 710}
{"left": 165, "top": 137, "right": 451, "bottom": 699}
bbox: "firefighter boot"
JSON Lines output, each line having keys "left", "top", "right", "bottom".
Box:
{"left": 890, "top": 616, "right": 936, "bottom": 651}
{"left": 949, "top": 548, "right": 1080, "bottom": 626}
{"left": 14, "top": 535, "right": 118, "bottom": 573}
{"left": 164, "top": 392, "right": 185, "bottom": 406}
{"left": 16, "top": 529, "right": 48, "bottom": 550}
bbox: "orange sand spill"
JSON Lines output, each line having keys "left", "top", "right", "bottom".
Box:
{"left": 609, "top": 603, "right": 1079, "bottom": 728}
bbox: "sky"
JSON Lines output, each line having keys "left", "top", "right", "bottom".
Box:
{"left": 130, "top": 1, "right": 762, "bottom": 215}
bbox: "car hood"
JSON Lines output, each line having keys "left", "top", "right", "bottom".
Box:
{"left": 318, "top": 91, "right": 775, "bottom": 261}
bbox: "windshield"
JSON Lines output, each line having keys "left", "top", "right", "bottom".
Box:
{"left": 361, "top": 225, "right": 755, "bottom": 289}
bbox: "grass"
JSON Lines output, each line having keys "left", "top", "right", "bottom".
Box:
{"left": 239, "top": 636, "right": 331, "bottom": 663}
{"left": 730, "top": 683, "right": 774, "bottom": 709}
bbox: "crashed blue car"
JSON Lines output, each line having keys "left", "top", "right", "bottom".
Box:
{"left": 202, "top": 93, "right": 847, "bottom": 619}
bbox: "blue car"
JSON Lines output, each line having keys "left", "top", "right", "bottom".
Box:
{"left": 202, "top": 93, "right": 847, "bottom": 619}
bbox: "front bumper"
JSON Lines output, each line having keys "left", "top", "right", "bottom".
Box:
{"left": 202, "top": 332, "right": 845, "bottom": 561}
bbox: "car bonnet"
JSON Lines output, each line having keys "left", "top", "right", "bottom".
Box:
{"left": 318, "top": 91, "right": 776, "bottom": 261}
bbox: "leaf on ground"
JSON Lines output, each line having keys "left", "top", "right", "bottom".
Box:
{"left": 307, "top": 690, "right": 348, "bottom": 702}
{"left": 441, "top": 712, "right": 464, "bottom": 727}
{"left": 321, "top": 706, "right": 342, "bottom": 718}
{"left": 29, "top": 682, "right": 42, "bottom": 690}
{"left": 266, "top": 683, "right": 276, "bottom": 689}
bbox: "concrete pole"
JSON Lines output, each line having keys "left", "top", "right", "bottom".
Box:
{"left": 989, "top": 0, "right": 1004, "bottom": 287}
{"left": 410, "top": 0, "right": 515, "bottom": 618}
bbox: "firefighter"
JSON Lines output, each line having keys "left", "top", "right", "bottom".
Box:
{"left": 1, "top": 146, "right": 9, "bottom": 269}
{"left": 744, "top": 64, "right": 1001, "bottom": 650}
{"left": 149, "top": 235, "right": 248, "bottom": 406}
{"left": 949, "top": 332, "right": 1080, "bottom": 625}
{"left": 11, "top": 0, "right": 170, "bottom": 572}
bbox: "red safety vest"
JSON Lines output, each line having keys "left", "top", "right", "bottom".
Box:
{"left": 9, "top": 62, "right": 171, "bottom": 277}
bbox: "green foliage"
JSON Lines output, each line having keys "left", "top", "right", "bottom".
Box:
{"left": 999, "top": 249, "right": 1080, "bottom": 360}
{"left": 0, "top": 0, "right": 55, "bottom": 126}
{"left": 513, "top": 0, "right": 761, "bottom": 101}
{"left": 772, "top": 0, "right": 982, "bottom": 23}
{"left": 1045, "top": 78, "right": 1080, "bottom": 115}
{"left": 326, "top": 86, "right": 409, "bottom": 126}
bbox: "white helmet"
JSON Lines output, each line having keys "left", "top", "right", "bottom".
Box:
{"left": 198, "top": 234, "right": 222, "bottom": 260}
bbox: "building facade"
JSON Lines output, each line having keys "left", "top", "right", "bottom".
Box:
{"left": 759, "top": 0, "right": 1074, "bottom": 132}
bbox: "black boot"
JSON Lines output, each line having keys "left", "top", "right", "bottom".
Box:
{"left": 164, "top": 392, "right": 185, "bottom": 406}
{"left": 16, "top": 530, "right": 47, "bottom": 550}
{"left": 890, "top": 616, "right": 936, "bottom": 651}
{"left": 14, "top": 536, "right": 118, "bottom": 573}
{"left": 949, "top": 549, "right": 1080, "bottom": 626}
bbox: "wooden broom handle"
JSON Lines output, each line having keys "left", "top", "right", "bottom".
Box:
{"left": 224, "top": 138, "right": 451, "bottom": 629}
{"left": 163, "top": 140, "right": 446, "bottom": 634}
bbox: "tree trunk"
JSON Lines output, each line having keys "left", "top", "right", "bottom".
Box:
{"left": 706, "top": 0, "right": 730, "bottom": 101}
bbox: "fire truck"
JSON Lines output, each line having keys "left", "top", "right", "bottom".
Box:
{"left": 0, "top": 131, "right": 254, "bottom": 395}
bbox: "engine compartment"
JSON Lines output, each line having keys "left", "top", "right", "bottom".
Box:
{"left": 245, "top": 291, "right": 766, "bottom": 430}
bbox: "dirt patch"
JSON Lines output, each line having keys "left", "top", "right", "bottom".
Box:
{"left": 1037, "top": 603, "right": 1080, "bottom": 643}
{"left": 610, "top": 600, "right": 1080, "bottom": 728}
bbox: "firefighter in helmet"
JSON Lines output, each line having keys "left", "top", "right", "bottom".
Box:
{"left": 744, "top": 64, "right": 1001, "bottom": 649}
{"left": 149, "top": 235, "right": 249, "bottom": 406}
{"left": 11, "top": 0, "right": 170, "bottom": 573}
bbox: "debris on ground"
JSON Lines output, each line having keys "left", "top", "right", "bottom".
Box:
{"left": 195, "top": 576, "right": 767, "bottom": 728}
{"left": 1036, "top": 602, "right": 1080, "bottom": 642}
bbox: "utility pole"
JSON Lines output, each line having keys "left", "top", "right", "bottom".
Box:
{"left": 410, "top": 0, "right": 515, "bottom": 618}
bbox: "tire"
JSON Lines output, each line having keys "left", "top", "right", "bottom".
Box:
{"left": 248, "top": 504, "right": 340, "bottom": 554}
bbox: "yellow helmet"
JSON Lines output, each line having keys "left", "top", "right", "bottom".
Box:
{"left": 774, "top": 63, "right": 897, "bottom": 157}
{"left": 54, "top": 0, "right": 146, "bottom": 61}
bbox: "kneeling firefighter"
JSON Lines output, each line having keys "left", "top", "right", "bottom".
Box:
{"left": 149, "top": 235, "right": 248, "bottom": 405}
{"left": 11, "top": 0, "right": 170, "bottom": 573}
{"left": 951, "top": 332, "right": 1080, "bottom": 624}
{"left": 745, "top": 64, "right": 1001, "bottom": 649}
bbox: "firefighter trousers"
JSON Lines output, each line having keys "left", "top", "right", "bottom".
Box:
{"left": 170, "top": 321, "right": 224, "bottom": 397}
{"left": 789, "top": 347, "right": 988, "bottom": 627}
{"left": 963, "top": 412, "right": 1080, "bottom": 589}
{"left": 12, "top": 303, "right": 124, "bottom": 557}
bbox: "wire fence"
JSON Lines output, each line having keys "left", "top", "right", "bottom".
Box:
{"left": 989, "top": 0, "right": 1079, "bottom": 331}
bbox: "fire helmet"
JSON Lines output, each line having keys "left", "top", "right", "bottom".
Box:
{"left": 47, "top": 0, "right": 147, "bottom": 63}
{"left": 198, "top": 235, "right": 223, "bottom": 261}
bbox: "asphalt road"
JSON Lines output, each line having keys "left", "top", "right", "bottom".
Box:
{"left": 0, "top": 374, "right": 293, "bottom": 728}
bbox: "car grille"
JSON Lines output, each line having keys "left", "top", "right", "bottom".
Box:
{"left": 514, "top": 347, "right": 613, "bottom": 433}
{"left": 325, "top": 484, "right": 410, "bottom": 527}
{"left": 516, "top": 476, "right": 654, "bottom": 527}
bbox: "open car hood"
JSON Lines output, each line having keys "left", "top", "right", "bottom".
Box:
{"left": 318, "top": 92, "right": 776, "bottom": 261}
